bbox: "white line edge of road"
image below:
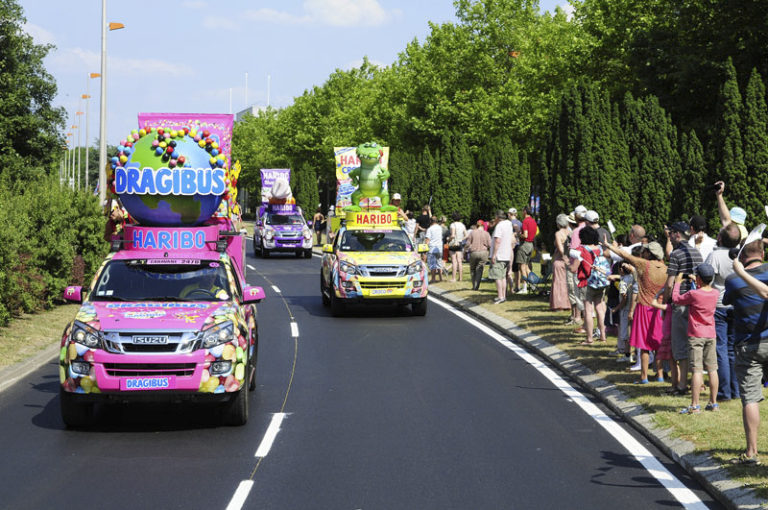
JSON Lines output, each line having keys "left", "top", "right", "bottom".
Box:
{"left": 247, "top": 264, "right": 256, "bottom": 271}
{"left": 428, "top": 297, "right": 707, "bottom": 510}
{"left": 225, "top": 480, "right": 254, "bottom": 510}
{"left": 255, "top": 412, "right": 287, "bottom": 458}
{"left": 290, "top": 321, "right": 299, "bottom": 338}
{"left": 271, "top": 285, "right": 281, "bottom": 293}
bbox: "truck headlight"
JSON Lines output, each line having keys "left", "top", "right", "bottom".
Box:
{"left": 71, "top": 321, "right": 103, "bottom": 349}
{"left": 264, "top": 228, "right": 275, "bottom": 240}
{"left": 302, "top": 227, "right": 312, "bottom": 240}
{"left": 199, "top": 321, "right": 235, "bottom": 349}
{"left": 406, "top": 261, "right": 423, "bottom": 275}
{"left": 339, "top": 260, "right": 358, "bottom": 275}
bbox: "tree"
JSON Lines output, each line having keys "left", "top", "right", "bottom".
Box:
{"left": 433, "top": 131, "right": 473, "bottom": 220}
{"left": 675, "top": 131, "right": 705, "bottom": 222}
{"left": 741, "top": 68, "right": 768, "bottom": 225}
{"left": 0, "top": 0, "right": 65, "bottom": 181}
{"left": 293, "top": 162, "right": 320, "bottom": 215}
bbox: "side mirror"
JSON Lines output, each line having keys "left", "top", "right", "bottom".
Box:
{"left": 242, "top": 285, "right": 266, "bottom": 304}
{"left": 63, "top": 286, "right": 83, "bottom": 304}
{"left": 417, "top": 243, "right": 429, "bottom": 253}
{"left": 322, "top": 244, "right": 334, "bottom": 253}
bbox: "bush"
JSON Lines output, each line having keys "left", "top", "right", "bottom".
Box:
{"left": 0, "top": 176, "right": 107, "bottom": 326}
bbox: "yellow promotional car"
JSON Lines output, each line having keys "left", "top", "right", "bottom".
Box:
{"left": 320, "top": 211, "right": 429, "bottom": 316}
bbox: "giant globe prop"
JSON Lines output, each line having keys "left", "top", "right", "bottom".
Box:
{"left": 110, "top": 128, "right": 228, "bottom": 226}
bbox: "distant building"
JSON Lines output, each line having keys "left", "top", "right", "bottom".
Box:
{"left": 235, "top": 105, "right": 267, "bottom": 122}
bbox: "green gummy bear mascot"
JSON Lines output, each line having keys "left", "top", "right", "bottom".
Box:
{"left": 344, "top": 142, "right": 396, "bottom": 212}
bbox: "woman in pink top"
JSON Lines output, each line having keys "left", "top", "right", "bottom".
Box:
{"left": 672, "top": 263, "right": 719, "bottom": 414}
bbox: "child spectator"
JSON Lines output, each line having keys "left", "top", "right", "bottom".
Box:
{"left": 610, "top": 261, "right": 636, "bottom": 363}
{"left": 672, "top": 263, "right": 720, "bottom": 414}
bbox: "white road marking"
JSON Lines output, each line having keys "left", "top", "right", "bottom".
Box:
{"left": 429, "top": 297, "right": 707, "bottom": 509}
{"left": 225, "top": 480, "right": 253, "bottom": 510}
{"left": 271, "top": 285, "right": 281, "bottom": 293}
{"left": 255, "top": 413, "right": 286, "bottom": 458}
{"left": 247, "top": 264, "right": 256, "bottom": 271}
{"left": 290, "top": 321, "right": 299, "bottom": 338}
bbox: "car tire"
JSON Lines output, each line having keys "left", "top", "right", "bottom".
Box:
{"left": 295, "top": 251, "right": 302, "bottom": 258}
{"left": 412, "top": 298, "right": 428, "bottom": 316}
{"left": 262, "top": 245, "right": 270, "bottom": 258}
{"left": 330, "top": 287, "right": 345, "bottom": 317}
{"left": 222, "top": 380, "right": 249, "bottom": 426}
{"left": 304, "top": 250, "right": 312, "bottom": 259}
{"left": 321, "top": 274, "right": 330, "bottom": 306}
{"left": 60, "top": 388, "right": 94, "bottom": 428}
{"left": 247, "top": 340, "right": 258, "bottom": 392}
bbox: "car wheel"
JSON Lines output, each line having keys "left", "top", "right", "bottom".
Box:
{"left": 222, "top": 380, "right": 249, "bottom": 426}
{"left": 321, "top": 274, "right": 330, "bottom": 306}
{"left": 330, "top": 287, "right": 345, "bottom": 317}
{"left": 60, "top": 388, "right": 94, "bottom": 428}
{"left": 262, "top": 245, "right": 270, "bottom": 258}
{"left": 304, "top": 249, "right": 312, "bottom": 259}
{"left": 412, "top": 298, "right": 428, "bottom": 316}
{"left": 295, "top": 251, "right": 302, "bottom": 258}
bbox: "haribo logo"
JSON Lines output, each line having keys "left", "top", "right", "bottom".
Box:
{"left": 131, "top": 228, "right": 206, "bottom": 250}
{"left": 114, "top": 167, "right": 226, "bottom": 196}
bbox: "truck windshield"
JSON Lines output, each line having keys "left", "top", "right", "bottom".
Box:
{"left": 266, "top": 214, "right": 304, "bottom": 226}
{"left": 89, "top": 260, "right": 232, "bottom": 302}
{"left": 339, "top": 230, "right": 412, "bottom": 252}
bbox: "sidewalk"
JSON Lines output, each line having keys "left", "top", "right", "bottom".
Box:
{"left": 429, "top": 285, "right": 766, "bottom": 510}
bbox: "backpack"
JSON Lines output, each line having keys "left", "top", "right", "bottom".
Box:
{"left": 586, "top": 246, "right": 610, "bottom": 289}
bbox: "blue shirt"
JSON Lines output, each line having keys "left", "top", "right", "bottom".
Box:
{"left": 723, "top": 263, "right": 768, "bottom": 345}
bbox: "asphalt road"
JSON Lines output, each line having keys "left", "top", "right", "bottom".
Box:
{"left": 0, "top": 250, "right": 723, "bottom": 510}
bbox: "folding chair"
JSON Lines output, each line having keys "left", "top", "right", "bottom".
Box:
{"left": 523, "top": 268, "right": 551, "bottom": 296}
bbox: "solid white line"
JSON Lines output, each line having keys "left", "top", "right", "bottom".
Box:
{"left": 429, "top": 297, "right": 707, "bottom": 509}
{"left": 255, "top": 413, "right": 286, "bottom": 457}
{"left": 271, "top": 285, "right": 281, "bottom": 293}
{"left": 225, "top": 480, "right": 253, "bottom": 510}
{"left": 247, "top": 264, "right": 256, "bottom": 271}
{"left": 290, "top": 321, "right": 299, "bottom": 338}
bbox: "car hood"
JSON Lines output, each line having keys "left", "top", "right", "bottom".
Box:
{"left": 337, "top": 251, "right": 417, "bottom": 265}
{"left": 75, "top": 301, "right": 238, "bottom": 332}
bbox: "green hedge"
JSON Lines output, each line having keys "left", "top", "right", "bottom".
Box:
{"left": 0, "top": 177, "right": 107, "bottom": 326}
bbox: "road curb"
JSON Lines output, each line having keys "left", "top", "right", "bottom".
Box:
{"left": 0, "top": 343, "right": 58, "bottom": 395}
{"left": 429, "top": 286, "right": 765, "bottom": 510}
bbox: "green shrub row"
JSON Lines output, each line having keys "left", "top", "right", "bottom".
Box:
{"left": 0, "top": 177, "right": 107, "bottom": 326}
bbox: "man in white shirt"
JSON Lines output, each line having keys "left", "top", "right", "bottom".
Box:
{"left": 689, "top": 214, "right": 717, "bottom": 262}
{"left": 425, "top": 216, "right": 444, "bottom": 283}
{"left": 490, "top": 209, "right": 514, "bottom": 304}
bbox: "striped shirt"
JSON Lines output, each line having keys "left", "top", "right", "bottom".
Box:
{"left": 667, "top": 242, "right": 703, "bottom": 294}
{"left": 723, "top": 263, "right": 768, "bottom": 345}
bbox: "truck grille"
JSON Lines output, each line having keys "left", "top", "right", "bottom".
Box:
{"left": 105, "top": 363, "right": 196, "bottom": 377}
{"left": 359, "top": 280, "right": 405, "bottom": 289}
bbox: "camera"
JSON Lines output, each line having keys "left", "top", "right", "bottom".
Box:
{"left": 704, "top": 183, "right": 721, "bottom": 193}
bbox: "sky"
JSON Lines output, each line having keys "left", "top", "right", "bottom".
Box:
{"left": 19, "top": 0, "right": 570, "bottom": 146}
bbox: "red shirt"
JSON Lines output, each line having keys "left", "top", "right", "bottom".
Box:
{"left": 672, "top": 283, "right": 718, "bottom": 338}
{"left": 522, "top": 216, "right": 537, "bottom": 242}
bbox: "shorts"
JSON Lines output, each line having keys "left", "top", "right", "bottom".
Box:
{"left": 489, "top": 260, "right": 510, "bottom": 280}
{"left": 511, "top": 246, "right": 520, "bottom": 272}
{"left": 567, "top": 270, "right": 585, "bottom": 311}
{"left": 515, "top": 241, "right": 534, "bottom": 265}
{"left": 688, "top": 337, "right": 717, "bottom": 373}
{"left": 427, "top": 248, "right": 442, "bottom": 270}
{"left": 736, "top": 341, "right": 768, "bottom": 405}
{"left": 448, "top": 244, "right": 463, "bottom": 252}
{"left": 585, "top": 286, "right": 606, "bottom": 303}
{"left": 670, "top": 305, "right": 689, "bottom": 360}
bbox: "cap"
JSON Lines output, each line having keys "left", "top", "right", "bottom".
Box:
{"left": 508, "top": 207, "right": 517, "bottom": 214}
{"left": 730, "top": 207, "right": 747, "bottom": 225}
{"left": 585, "top": 210, "right": 599, "bottom": 223}
{"left": 392, "top": 193, "right": 401, "bottom": 200}
{"left": 566, "top": 213, "right": 577, "bottom": 224}
{"left": 695, "top": 263, "right": 715, "bottom": 281}
{"left": 669, "top": 221, "right": 689, "bottom": 234}
{"left": 689, "top": 214, "right": 707, "bottom": 232}
{"left": 574, "top": 205, "right": 587, "bottom": 216}
{"left": 643, "top": 241, "right": 664, "bottom": 260}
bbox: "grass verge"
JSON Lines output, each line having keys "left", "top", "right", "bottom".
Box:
{"left": 435, "top": 262, "right": 768, "bottom": 498}
{"left": 0, "top": 304, "right": 78, "bottom": 370}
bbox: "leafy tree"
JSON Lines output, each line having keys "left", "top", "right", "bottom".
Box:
{"left": 0, "top": 0, "right": 65, "bottom": 181}
{"left": 741, "top": 68, "right": 768, "bottom": 225}
{"left": 292, "top": 162, "right": 320, "bottom": 216}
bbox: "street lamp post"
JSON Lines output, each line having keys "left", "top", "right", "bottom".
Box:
{"left": 70, "top": 124, "right": 78, "bottom": 189}
{"left": 75, "top": 110, "right": 83, "bottom": 190}
{"left": 98, "top": 0, "right": 124, "bottom": 206}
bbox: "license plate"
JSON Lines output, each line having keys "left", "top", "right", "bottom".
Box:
{"left": 132, "top": 335, "right": 168, "bottom": 344}
{"left": 120, "top": 376, "right": 176, "bottom": 391}
{"left": 370, "top": 289, "right": 394, "bottom": 295}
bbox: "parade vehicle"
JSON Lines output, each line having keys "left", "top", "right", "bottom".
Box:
{"left": 320, "top": 210, "right": 429, "bottom": 316}
{"left": 253, "top": 204, "right": 313, "bottom": 258}
{"left": 59, "top": 114, "right": 264, "bottom": 427}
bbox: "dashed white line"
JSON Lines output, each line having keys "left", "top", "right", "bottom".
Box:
{"left": 225, "top": 480, "right": 253, "bottom": 510}
{"left": 255, "top": 413, "right": 286, "bottom": 457}
{"left": 429, "top": 297, "right": 707, "bottom": 509}
{"left": 247, "top": 264, "right": 256, "bottom": 271}
{"left": 271, "top": 285, "right": 281, "bottom": 293}
{"left": 290, "top": 321, "right": 299, "bottom": 338}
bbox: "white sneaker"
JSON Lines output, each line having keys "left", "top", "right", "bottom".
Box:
{"left": 617, "top": 355, "right": 631, "bottom": 363}
{"left": 628, "top": 362, "right": 641, "bottom": 371}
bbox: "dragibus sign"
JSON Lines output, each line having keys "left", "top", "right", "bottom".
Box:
{"left": 114, "top": 167, "right": 227, "bottom": 195}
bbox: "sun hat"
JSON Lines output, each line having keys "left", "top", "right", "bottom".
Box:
{"left": 508, "top": 207, "right": 517, "bottom": 214}
{"left": 730, "top": 207, "right": 747, "bottom": 225}
{"left": 585, "top": 210, "right": 599, "bottom": 223}
{"left": 392, "top": 193, "right": 401, "bottom": 200}
{"left": 574, "top": 205, "right": 587, "bottom": 217}
{"left": 643, "top": 241, "right": 664, "bottom": 260}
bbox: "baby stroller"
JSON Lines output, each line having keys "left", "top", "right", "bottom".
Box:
{"left": 522, "top": 264, "right": 552, "bottom": 296}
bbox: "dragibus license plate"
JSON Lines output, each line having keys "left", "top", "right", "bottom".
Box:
{"left": 120, "top": 376, "right": 176, "bottom": 391}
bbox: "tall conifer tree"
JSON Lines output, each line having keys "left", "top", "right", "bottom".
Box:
{"left": 741, "top": 67, "right": 768, "bottom": 223}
